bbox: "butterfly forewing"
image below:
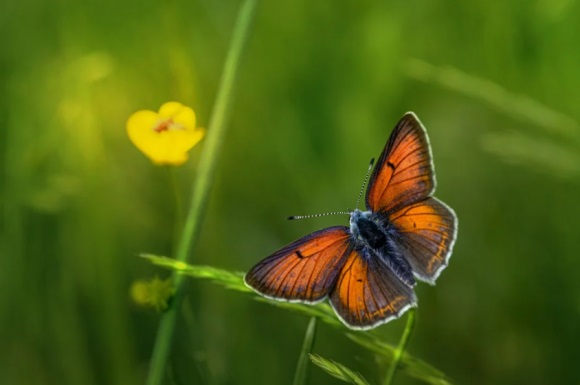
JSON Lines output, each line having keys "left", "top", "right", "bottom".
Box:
{"left": 244, "top": 226, "right": 351, "bottom": 303}
{"left": 366, "top": 113, "right": 435, "bottom": 214}
{"left": 389, "top": 197, "right": 457, "bottom": 284}
{"left": 329, "top": 248, "right": 417, "bottom": 330}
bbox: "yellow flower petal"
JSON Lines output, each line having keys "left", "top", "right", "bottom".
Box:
{"left": 126, "top": 103, "right": 204, "bottom": 166}
{"left": 159, "top": 101, "right": 196, "bottom": 131}
{"left": 172, "top": 106, "right": 196, "bottom": 130}
{"left": 158, "top": 101, "right": 183, "bottom": 118}
{"left": 148, "top": 127, "right": 204, "bottom": 165}
{"left": 127, "top": 109, "right": 160, "bottom": 154}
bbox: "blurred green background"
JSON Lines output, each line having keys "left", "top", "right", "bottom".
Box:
{"left": 2, "top": 1, "right": 580, "bottom": 384}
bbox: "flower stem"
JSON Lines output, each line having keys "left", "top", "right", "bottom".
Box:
{"left": 166, "top": 166, "right": 183, "bottom": 250}
{"left": 293, "top": 317, "right": 318, "bottom": 385}
{"left": 384, "top": 309, "right": 417, "bottom": 385}
{"left": 145, "top": 1, "right": 258, "bottom": 384}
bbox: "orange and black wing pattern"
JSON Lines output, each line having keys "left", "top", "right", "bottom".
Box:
{"left": 389, "top": 197, "right": 457, "bottom": 284}
{"left": 366, "top": 113, "right": 435, "bottom": 214}
{"left": 244, "top": 226, "right": 352, "bottom": 303}
{"left": 329, "top": 248, "right": 417, "bottom": 330}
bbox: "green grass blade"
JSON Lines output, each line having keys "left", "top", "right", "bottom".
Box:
{"left": 404, "top": 57, "right": 580, "bottom": 141}
{"left": 345, "top": 333, "right": 453, "bottom": 385}
{"left": 384, "top": 309, "right": 417, "bottom": 385}
{"left": 481, "top": 130, "right": 580, "bottom": 178}
{"left": 309, "top": 354, "right": 370, "bottom": 385}
{"left": 144, "top": 1, "right": 259, "bottom": 384}
{"left": 293, "top": 317, "right": 318, "bottom": 385}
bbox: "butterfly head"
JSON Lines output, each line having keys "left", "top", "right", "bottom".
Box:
{"left": 349, "top": 209, "right": 372, "bottom": 239}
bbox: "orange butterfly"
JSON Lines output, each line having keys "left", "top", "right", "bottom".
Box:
{"left": 244, "top": 112, "right": 458, "bottom": 330}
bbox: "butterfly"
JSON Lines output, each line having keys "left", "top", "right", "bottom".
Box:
{"left": 244, "top": 112, "right": 457, "bottom": 330}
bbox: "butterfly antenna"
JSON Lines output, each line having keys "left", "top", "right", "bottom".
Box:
{"left": 288, "top": 158, "right": 374, "bottom": 220}
{"left": 287, "top": 211, "right": 350, "bottom": 220}
{"left": 355, "top": 158, "right": 375, "bottom": 209}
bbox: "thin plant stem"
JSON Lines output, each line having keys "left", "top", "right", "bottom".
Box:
{"left": 167, "top": 166, "right": 183, "bottom": 250}
{"left": 384, "top": 309, "right": 417, "bottom": 385}
{"left": 145, "top": 1, "right": 259, "bottom": 384}
{"left": 293, "top": 317, "right": 318, "bottom": 385}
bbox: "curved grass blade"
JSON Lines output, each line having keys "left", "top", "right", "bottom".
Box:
{"left": 309, "top": 354, "right": 370, "bottom": 385}
{"left": 141, "top": 254, "right": 454, "bottom": 385}
{"left": 345, "top": 334, "right": 453, "bottom": 385}
{"left": 404, "top": 57, "right": 580, "bottom": 141}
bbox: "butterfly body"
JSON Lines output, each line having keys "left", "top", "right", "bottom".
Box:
{"left": 245, "top": 112, "right": 457, "bottom": 330}
{"left": 349, "top": 209, "right": 416, "bottom": 287}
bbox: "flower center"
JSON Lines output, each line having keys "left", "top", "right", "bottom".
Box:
{"left": 153, "top": 119, "right": 173, "bottom": 133}
{"left": 153, "top": 118, "right": 187, "bottom": 133}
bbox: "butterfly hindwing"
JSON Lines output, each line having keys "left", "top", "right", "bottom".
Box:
{"left": 366, "top": 112, "right": 435, "bottom": 214}
{"left": 244, "top": 226, "right": 351, "bottom": 303}
{"left": 389, "top": 197, "right": 457, "bottom": 284}
{"left": 329, "top": 248, "right": 417, "bottom": 330}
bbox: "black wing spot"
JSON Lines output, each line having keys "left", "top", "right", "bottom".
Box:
{"left": 413, "top": 222, "right": 417, "bottom": 228}
{"left": 295, "top": 250, "right": 305, "bottom": 259}
{"left": 356, "top": 279, "right": 363, "bottom": 283}
{"left": 387, "top": 161, "right": 395, "bottom": 170}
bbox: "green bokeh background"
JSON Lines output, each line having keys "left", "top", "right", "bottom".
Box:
{"left": 2, "top": 1, "right": 580, "bottom": 384}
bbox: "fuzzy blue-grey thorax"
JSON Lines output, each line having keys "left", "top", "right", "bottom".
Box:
{"left": 349, "top": 209, "right": 416, "bottom": 287}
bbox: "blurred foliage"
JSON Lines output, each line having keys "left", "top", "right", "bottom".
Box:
{"left": 1, "top": 1, "right": 580, "bottom": 385}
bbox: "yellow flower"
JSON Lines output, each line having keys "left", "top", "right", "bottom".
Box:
{"left": 130, "top": 276, "right": 175, "bottom": 312}
{"left": 126, "top": 101, "right": 205, "bottom": 165}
